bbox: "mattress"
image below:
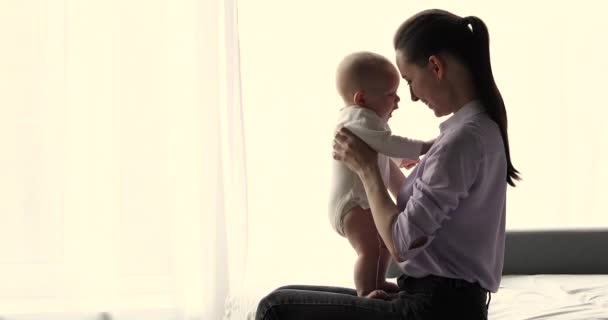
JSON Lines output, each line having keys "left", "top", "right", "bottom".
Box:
{"left": 491, "top": 275, "right": 608, "bottom": 319}
{"left": 226, "top": 275, "right": 608, "bottom": 320}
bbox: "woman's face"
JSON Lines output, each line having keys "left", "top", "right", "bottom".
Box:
{"left": 395, "top": 50, "right": 450, "bottom": 117}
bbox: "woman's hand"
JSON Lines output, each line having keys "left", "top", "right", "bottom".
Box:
{"left": 332, "top": 127, "right": 378, "bottom": 175}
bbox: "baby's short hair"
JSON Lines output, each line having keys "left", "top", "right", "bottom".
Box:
{"left": 336, "top": 51, "right": 395, "bottom": 104}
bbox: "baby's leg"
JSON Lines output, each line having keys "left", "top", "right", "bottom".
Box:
{"left": 343, "top": 206, "right": 386, "bottom": 297}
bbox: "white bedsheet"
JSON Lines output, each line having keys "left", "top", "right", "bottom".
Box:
{"left": 491, "top": 275, "right": 608, "bottom": 319}
{"left": 227, "top": 275, "right": 608, "bottom": 320}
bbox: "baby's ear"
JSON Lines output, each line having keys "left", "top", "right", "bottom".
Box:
{"left": 353, "top": 91, "right": 365, "bottom": 105}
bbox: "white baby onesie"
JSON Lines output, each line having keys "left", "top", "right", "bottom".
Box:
{"left": 329, "top": 105, "right": 424, "bottom": 236}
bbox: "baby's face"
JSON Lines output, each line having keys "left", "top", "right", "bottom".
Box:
{"left": 364, "top": 68, "right": 401, "bottom": 122}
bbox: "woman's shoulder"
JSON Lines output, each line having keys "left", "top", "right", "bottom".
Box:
{"left": 441, "top": 120, "right": 483, "bottom": 145}
{"left": 440, "top": 114, "right": 503, "bottom": 155}
{"left": 449, "top": 111, "right": 501, "bottom": 136}
{"left": 433, "top": 116, "right": 492, "bottom": 154}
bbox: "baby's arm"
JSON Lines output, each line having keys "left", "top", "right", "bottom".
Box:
{"left": 420, "top": 138, "right": 436, "bottom": 155}
{"left": 343, "top": 116, "right": 424, "bottom": 160}
{"left": 395, "top": 138, "right": 436, "bottom": 168}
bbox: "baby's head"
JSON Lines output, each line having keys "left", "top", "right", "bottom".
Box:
{"left": 336, "top": 51, "right": 401, "bottom": 121}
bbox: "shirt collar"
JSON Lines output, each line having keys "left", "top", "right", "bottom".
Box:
{"left": 439, "top": 100, "right": 485, "bottom": 132}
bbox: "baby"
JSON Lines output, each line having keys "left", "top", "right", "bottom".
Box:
{"left": 329, "top": 51, "right": 433, "bottom": 296}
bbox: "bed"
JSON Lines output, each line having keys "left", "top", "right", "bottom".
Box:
{"left": 494, "top": 228, "right": 608, "bottom": 319}
{"left": 231, "top": 229, "right": 608, "bottom": 319}
{"left": 388, "top": 229, "right": 608, "bottom": 319}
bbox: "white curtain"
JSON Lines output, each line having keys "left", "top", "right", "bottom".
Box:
{"left": 0, "top": 0, "right": 246, "bottom": 319}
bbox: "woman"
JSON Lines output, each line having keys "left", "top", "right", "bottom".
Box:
{"left": 255, "top": 9, "right": 519, "bottom": 320}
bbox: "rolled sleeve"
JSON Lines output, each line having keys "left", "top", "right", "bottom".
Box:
{"left": 392, "top": 128, "right": 482, "bottom": 261}
{"left": 392, "top": 202, "right": 437, "bottom": 261}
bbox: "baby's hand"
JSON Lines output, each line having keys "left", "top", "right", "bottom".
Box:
{"left": 400, "top": 159, "right": 419, "bottom": 170}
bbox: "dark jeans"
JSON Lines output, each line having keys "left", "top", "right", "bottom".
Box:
{"left": 255, "top": 274, "right": 489, "bottom": 320}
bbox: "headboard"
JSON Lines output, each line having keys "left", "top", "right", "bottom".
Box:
{"left": 386, "top": 229, "right": 608, "bottom": 278}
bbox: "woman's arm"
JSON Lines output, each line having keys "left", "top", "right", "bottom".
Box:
{"left": 358, "top": 164, "right": 402, "bottom": 259}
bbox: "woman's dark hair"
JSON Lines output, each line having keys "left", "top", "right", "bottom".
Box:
{"left": 394, "top": 9, "right": 520, "bottom": 186}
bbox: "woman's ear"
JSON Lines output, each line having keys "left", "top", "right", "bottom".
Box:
{"left": 353, "top": 90, "right": 365, "bottom": 106}
{"left": 427, "top": 55, "right": 445, "bottom": 80}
